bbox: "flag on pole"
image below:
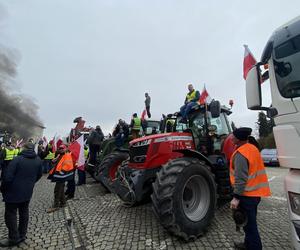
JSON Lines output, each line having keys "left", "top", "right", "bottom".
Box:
{"left": 69, "top": 135, "right": 85, "bottom": 171}
{"left": 243, "top": 45, "right": 257, "bottom": 80}
{"left": 199, "top": 85, "right": 212, "bottom": 104}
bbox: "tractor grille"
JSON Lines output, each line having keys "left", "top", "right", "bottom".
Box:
{"left": 129, "top": 145, "right": 149, "bottom": 163}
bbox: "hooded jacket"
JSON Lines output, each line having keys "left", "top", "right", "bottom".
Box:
{"left": 1, "top": 149, "right": 43, "bottom": 203}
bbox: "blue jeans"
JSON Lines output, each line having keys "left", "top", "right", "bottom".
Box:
{"left": 42, "top": 160, "right": 52, "bottom": 173}
{"left": 180, "top": 102, "right": 197, "bottom": 119}
{"left": 239, "top": 196, "right": 262, "bottom": 250}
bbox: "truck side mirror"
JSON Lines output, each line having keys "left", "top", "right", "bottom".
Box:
{"left": 246, "top": 66, "right": 262, "bottom": 110}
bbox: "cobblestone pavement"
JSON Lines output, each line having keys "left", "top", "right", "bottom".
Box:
{"left": 0, "top": 167, "right": 292, "bottom": 249}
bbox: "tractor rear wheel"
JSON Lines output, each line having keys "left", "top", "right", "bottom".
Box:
{"left": 151, "top": 157, "right": 216, "bottom": 241}
{"left": 94, "top": 151, "right": 129, "bottom": 192}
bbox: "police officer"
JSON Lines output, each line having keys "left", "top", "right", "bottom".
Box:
{"left": 230, "top": 127, "right": 271, "bottom": 250}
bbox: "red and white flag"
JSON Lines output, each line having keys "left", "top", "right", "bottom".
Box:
{"left": 243, "top": 45, "right": 257, "bottom": 80}
{"left": 69, "top": 135, "right": 85, "bottom": 171}
{"left": 199, "top": 86, "right": 212, "bottom": 104}
{"left": 141, "top": 109, "right": 147, "bottom": 121}
{"left": 51, "top": 134, "right": 62, "bottom": 152}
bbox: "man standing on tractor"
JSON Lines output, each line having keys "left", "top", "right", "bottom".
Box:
{"left": 180, "top": 83, "right": 200, "bottom": 123}
{"left": 230, "top": 127, "right": 271, "bottom": 250}
{"left": 145, "top": 92, "right": 151, "bottom": 118}
{"left": 130, "top": 113, "right": 142, "bottom": 139}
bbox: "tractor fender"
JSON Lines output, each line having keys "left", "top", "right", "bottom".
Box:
{"left": 174, "top": 149, "right": 213, "bottom": 169}
{"left": 114, "top": 148, "right": 129, "bottom": 153}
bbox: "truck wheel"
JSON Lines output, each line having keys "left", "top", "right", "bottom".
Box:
{"left": 94, "top": 151, "right": 129, "bottom": 191}
{"left": 151, "top": 157, "right": 216, "bottom": 241}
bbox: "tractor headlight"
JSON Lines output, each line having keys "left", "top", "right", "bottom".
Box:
{"left": 289, "top": 192, "right": 300, "bottom": 216}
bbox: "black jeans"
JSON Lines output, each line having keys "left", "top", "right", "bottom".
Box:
{"left": 89, "top": 145, "right": 100, "bottom": 165}
{"left": 77, "top": 169, "right": 86, "bottom": 185}
{"left": 66, "top": 176, "right": 75, "bottom": 198}
{"left": 5, "top": 201, "right": 30, "bottom": 241}
{"left": 146, "top": 106, "right": 151, "bottom": 118}
{"left": 239, "top": 196, "right": 262, "bottom": 250}
{"left": 54, "top": 182, "right": 65, "bottom": 208}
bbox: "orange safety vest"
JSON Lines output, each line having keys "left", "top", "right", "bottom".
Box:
{"left": 230, "top": 143, "right": 271, "bottom": 197}
{"left": 49, "top": 153, "right": 74, "bottom": 178}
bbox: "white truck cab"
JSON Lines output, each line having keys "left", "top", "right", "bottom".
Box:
{"left": 245, "top": 16, "right": 300, "bottom": 248}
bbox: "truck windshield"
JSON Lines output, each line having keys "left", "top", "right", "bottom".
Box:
{"left": 273, "top": 34, "right": 300, "bottom": 98}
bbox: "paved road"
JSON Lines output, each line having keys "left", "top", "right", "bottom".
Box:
{"left": 0, "top": 166, "right": 292, "bottom": 249}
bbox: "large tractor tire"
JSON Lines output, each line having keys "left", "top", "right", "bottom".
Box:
{"left": 151, "top": 157, "right": 216, "bottom": 241}
{"left": 94, "top": 151, "right": 129, "bottom": 192}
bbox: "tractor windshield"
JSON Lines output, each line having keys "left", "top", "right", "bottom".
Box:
{"left": 208, "top": 113, "right": 231, "bottom": 136}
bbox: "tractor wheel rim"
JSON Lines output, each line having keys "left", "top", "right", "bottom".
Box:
{"left": 182, "top": 175, "right": 210, "bottom": 222}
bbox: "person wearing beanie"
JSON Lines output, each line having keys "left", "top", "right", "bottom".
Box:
{"left": 230, "top": 127, "right": 271, "bottom": 250}
{"left": 0, "top": 142, "right": 43, "bottom": 247}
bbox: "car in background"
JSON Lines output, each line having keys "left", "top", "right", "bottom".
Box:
{"left": 261, "top": 149, "right": 279, "bottom": 166}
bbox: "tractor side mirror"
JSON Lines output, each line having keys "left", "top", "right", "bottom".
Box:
{"left": 210, "top": 100, "right": 221, "bottom": 118}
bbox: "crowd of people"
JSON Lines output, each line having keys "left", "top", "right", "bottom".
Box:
{"left": 0, "top": 86, "right": 271, "bottom": 249}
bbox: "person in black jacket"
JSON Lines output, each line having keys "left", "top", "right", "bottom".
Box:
{"left": 0, "top": 142, "right": 43, "bottom": 247}
{"left": 87, "top": 125, "right": 104, "bottom": 165}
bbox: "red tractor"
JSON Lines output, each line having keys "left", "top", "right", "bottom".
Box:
{"left": 99, "top": 101, "right": 236, "bottom": 240}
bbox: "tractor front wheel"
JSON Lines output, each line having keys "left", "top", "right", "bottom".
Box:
{"left": 151, "top": 157, "right": 216, "bottom": 241}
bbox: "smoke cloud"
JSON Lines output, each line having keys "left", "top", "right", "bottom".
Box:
{"left": 0, "top": 45, "right": 44, "bottom": 140}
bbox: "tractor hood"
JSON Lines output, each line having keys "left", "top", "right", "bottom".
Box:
{"left": 130, "top": 132, "right": 193, "bottom": 147}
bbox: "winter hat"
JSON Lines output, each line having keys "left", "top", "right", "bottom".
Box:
{"left": 23, "top": 142, "right": 35, "bottom": 150}
{"left": 233, "top": 127, "right": 252, "bottom": 141}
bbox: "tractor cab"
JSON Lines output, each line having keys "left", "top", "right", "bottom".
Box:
{"left": 187, "top": 102, "right": 232, "bottom": 156}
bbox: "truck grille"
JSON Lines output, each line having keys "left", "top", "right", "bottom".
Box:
{"left": 129, "top": 145, "right": 149, "bottom": 163}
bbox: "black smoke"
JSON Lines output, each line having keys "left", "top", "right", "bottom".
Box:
{"left": 0, "top": 45, "right": 44, "bottom": 139}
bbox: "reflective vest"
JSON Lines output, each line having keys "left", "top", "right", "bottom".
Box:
{"left": 230, "top": 143, "right": 271, "bottom": 197}
{"left": 45, "top": 151, "right": 55, "bottom": 160}
{"left": 84, "top": 149, "right": 89, "bottom": 159}
{"left": 133, "top": 117, "right": 141, "bottom": 130}
{"left": 186, "top": 90, "right": 197, "bottom": 102}
{"left": 5, "top": 148, "right": 15, "bottom": 161}
{"left": 49, "top": 153, "right": 75, "bottom": 180}
{"left": 14, "top": 148, "right": 20, "bottom": 157}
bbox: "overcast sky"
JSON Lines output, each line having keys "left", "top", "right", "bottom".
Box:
{"left": 1, "top": 1, "right": 300, "bottom": 138}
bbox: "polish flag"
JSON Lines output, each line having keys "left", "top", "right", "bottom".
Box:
{"left": 69, "top": 135, "right": 85, "bottom": 171}
{"left": 199, "top": 86, "right": 212, "bottom": 104}
{"left": 141, "top": 109, "right": 147, "bottom": 121}
{"left": 243, "top": 45, "right": 257, "bottom": 80}
{"left": 51, "top": 134, "right": 62, "bottom": 152}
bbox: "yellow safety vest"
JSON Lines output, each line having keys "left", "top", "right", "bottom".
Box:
{"left": 186, "top": 90, "right": 197, "bottom": 102}
{"left": 5, "top": 148, "right": 15, "bottom": 161}
{"left": 14, "top": 148, "right": 20, "bottom": 156}
{"left": 133, "top": 117, "right": 141, "bottom": 130}
{"left": 84, "top": 149, "right": 89, "bottom": 159}
{"left": 45, "top": 151, "right": 55, "bottom": 160}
